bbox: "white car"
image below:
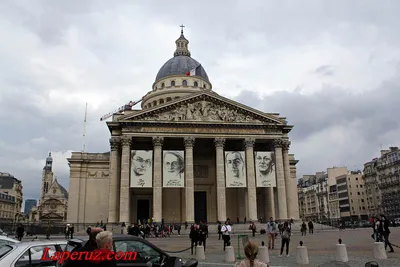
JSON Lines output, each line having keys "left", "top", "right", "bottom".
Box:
{"left": 0, "top": 240, "right": 68, "bottom": 267}
{"left": 0, "top": 229, "right": 8, "bottom": 237}
{"left": 0, "top": 236, "right": 19, "bottom": 247}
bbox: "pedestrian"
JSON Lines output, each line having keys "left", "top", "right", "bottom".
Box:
{"left": 198, "top": 221, "right": 208, "bottom": 251}
{"left": 266, "top": 217, "right": 276, "bottom": 250}
{"left": 16, "top": 224, "right": 24, "bottom": 241}
{"left": 236, "top": 241, "right": 269, "bottom": 267}
{"left": 189, "top": 224, "right": 198, "bottom": 255}
{"left": 70, "top": 224, "right": 75, "bottom": 239}
{"left": 308, "top": 221, "right": 314, "bottom": 234}
{"left": 381, "top": 214, "right": 394, "bottom": 252}
{"left": 279, "top": 221, "right": 291, "bottom": 257}
{"left": 88, "top": 231, "right": 117, "bottom": 267}
{"left": 65, "top": 227, "right": 104, "bottom": 267}
{"left": 217, "top": 221, "right": 222, "bottom": 240}
{"left": 249, "top": 221, "right": 256, "bottom": 237}
{"left": 221, "top": 220, "right": 232, "bottom": 251}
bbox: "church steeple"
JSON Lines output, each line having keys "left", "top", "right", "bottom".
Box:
{"left": 174, "top": 24, "right": 191, "bottom": 57}
{"left": 44, "top": 152, "right": 53, "bottom": 172}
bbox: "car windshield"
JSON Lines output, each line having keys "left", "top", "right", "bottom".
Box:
{"left": 0, "top": 245, "right": 13, "bottom": 259}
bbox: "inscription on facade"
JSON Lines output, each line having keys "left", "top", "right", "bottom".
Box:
{"left": 123, "top": 126, "right": 277, "bottom": 134}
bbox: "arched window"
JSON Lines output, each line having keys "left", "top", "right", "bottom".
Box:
{"left": 159, "top": 99, "right": 164, "bottom": 104}
{"left": 153, "top": 101, "right": 157, "bottom": 106}
{"left": 171, "top": 81, "right": 175, "bottom": 86}
{"left": 203, "top": 84, "right": 206, "bottom": 89}
{"left": 161, "top": 83, "right": 165, "bottom": 88}
{"left": 174, "top": 96, "right": 180, "bottom": 99}
{"left": 182, "top": 80, "right": 188, "bottom": 86}
{"left": 166, "top": 97, "right": 172, "bottom": 102}
{"left": 194, "top": 81, "right": 198, "bottom": 87}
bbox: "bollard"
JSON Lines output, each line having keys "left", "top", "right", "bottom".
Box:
{"left": 195, "top": 245, "right": 205, "bottom": 261}
{"left": 224, "top": 246, "right": 236, "bottom": 262}
{"left": 373, "top": 242, "right": 387, "bottom": 260}
{"left": 258, "top": 244, "right": 270, "bottom": 263}
{"left": 336, "top": 239, "right": 348, "bottom": 262}
{"left": 296, "top": 241, "right": 309, "bottom": 265}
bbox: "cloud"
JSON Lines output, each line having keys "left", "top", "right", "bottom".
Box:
{"left": 0, "top": 1, "right": 399, "bottom": 202}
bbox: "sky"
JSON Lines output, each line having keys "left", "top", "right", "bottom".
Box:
{"left": 1, "top": 0, "right": 400, "bottom": 203}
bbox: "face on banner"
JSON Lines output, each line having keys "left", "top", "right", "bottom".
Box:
{"left": 163, "top": 151, "right": 185, "bottom": 187}
{"left": 131, "top": 150, "right": 153, "bottom": 187}
{"left": 225, "top": 151, "right": 247, "bottom": 187}
{"left": 255, "top": 151, "right": 276, "bottom": 187}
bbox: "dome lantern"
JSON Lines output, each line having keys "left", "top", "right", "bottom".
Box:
{"left": 173, "top": 25, "right": 191, "bottom": 57}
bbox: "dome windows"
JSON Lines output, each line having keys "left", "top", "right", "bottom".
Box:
{"left": 166, "top": 97, "right": 172, "bottom": 102}
{"left": 159, "top": 99, "right": 164, "bottom": 104}
{"left": 171, "top": 81, "right": 175, "bottom": 86}
{"left": 194, "top": 81, "right": 198, "bottom": 87}
{"left": 161, "top": 83, "right": 165, "bottom": 88}
{"left": 182, "top": 80, "right": 188, "bottom": 87}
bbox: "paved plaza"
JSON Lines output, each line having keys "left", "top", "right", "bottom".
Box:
{"left": 148, "top": 228, "right": 400, "bottom": 267}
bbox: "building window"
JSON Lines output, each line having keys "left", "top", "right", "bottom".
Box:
{"left": 171, "top": 81, "right": 175, "bottom": 86}
{"left": 166, "top": 97, "right": 172, "bottom": 102}
{"left": 161, "top": 83, "right": 165, "bottom": 88}
{"left": 182, "top": 80, "right": 188, "bottom": 86}
{"left": 159, "top": 99, "right": 164, "bottom": 104}
{"left": 194, "top": 81, "right": 198, "bottom": 87}
{"left": 152, "top": 101, "right": 157, "bottom": 106}
{"left": 203, "top": 84, "right": 206, "bottom": 88}
{"left": 357, "top": 192, "right": 360, "bottom": 195}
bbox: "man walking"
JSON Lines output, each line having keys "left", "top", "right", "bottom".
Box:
{"left": 381, "top": 214, "right": 394, "bottom": 252}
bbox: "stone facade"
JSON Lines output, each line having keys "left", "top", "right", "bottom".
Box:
{"left": 66, "top": 30, "right": 300, "bottom": 225}
{"left": 0, "top": 172, "right": 23, "bottom": 222}
{"left": 35, "top": 153, "right": 69, "bottom": 223}
{"left": 363, "top": 147, "right": 400, "bottom": 217}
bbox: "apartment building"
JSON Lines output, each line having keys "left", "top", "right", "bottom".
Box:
{"left": 298, "top": 173, "right": 329, "bottom": 222}
{"left": 336, "top": 171, "right": 368, "bottom": 220}
{"left": 363, "top": 147, "right": 400, "bottom": 218}
{"left": 0, "top": 172, "right": 24, "bottom": 222}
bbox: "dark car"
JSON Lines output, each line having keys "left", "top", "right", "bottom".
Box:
{"left": 60, "top": 235, "right": 197, "bottom": 267}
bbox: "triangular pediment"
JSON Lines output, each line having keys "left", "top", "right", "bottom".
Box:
{"left": 119, "top": 92, "right": 286, "bottom": 125}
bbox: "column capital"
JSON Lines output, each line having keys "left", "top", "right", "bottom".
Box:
{"left": 282, "top": 139, "right": 291, "bottom": 151}
{"left": 109, "top": 137, "right": 121, "bottom": 151}
{"left": 184, "top": 137, "right": 195, "bottom": 148}
{"left": 243, "top": 138, "right": 255, "bottom": 149}
{"left": 273, "top": 138, "right": 284, "bottom": 149}
{"left": 121, "top": 136, "right": 132, "bottom": 147}
{"left": 214, "top": 138, "right": 225, "bottom": 149}
{"left": 152, "top": 136, "right": 164, "bottom": 147}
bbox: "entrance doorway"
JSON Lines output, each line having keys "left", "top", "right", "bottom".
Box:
{"left": 194, "top": 191, "right": 207, "bottom": 223}
{"left": 137, "top": 199, "right": 150, "bottom": 222}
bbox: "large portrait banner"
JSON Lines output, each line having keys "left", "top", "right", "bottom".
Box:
{"left": 254, "top": 151, "right": 276, "bottom": 187}
{"left": 130, "top": 150, "right": 153, "bottom": 188}
{"left": 225, "top": 151, "right": 247, "bottom": 187}
{"left": 163, "top": 151, "right": 185, "bottom": 187}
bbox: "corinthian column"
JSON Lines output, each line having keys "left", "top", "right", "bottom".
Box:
{"left": 152, "top": 137, "right": 164, "bottom": 222}
{"left": 274, "top": 139, "right": 288, "bottom": 219}
{"left": 214, "top": 138, "right": 227, "bottom": 222}
{"left": 282, "top": 140, "right": 293, "bottom": 219}
{"left": 108, "top": 137, "right": 120, "bottom": 223}
{"left": 184, "top": 137, "right": 195, "bottom": 223}
{"left": 244, "top": 138, "right": 258, "bottom": 221}
{"left": 119, "top": 137, "right": 131, "bottom": 224}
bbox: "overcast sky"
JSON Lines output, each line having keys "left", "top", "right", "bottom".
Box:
{"left": 1, "top": 0, "right": 399, "bottom": 203}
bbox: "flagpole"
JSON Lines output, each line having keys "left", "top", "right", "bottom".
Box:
{"left": 82, "top": 103, "right": 88, "bottom": 152}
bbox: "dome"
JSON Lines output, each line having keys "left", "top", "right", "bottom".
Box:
{"left": 155, "top": 56, "right": 209, "bottom": 82}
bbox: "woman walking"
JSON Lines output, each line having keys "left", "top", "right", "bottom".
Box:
{"left": 236, "top": 241, "right": 269, "bottom": 267}
{"left": 279, "top": 221, "right": 291, "bottom": 257}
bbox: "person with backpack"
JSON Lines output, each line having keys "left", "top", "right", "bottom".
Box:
{"left": 279, "top": 221, "right": 291, "bottom": 257}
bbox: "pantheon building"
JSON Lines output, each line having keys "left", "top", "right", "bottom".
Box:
{"left": 67, "top": 29, "right": 300, "bottom": 225}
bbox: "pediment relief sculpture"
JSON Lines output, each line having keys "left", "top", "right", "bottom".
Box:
{"left": 136, "top": 100, "right": 269, "bottom": 123}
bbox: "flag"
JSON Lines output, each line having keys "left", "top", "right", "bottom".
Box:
{"left": 186, "top": 65, "right": 200, "bottom": 76}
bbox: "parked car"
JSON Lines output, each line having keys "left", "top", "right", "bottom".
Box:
{"left": 59, "top": 235, "right": 198, "bottom": 267}
{"left": 0, "top": 236, "right": 20, "bottom": 247}
{"left": 0, "top": 229, "right": 8, "bottom": 237}
{"left": 0, "top": 239, "right": 69, "bottom": 267}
